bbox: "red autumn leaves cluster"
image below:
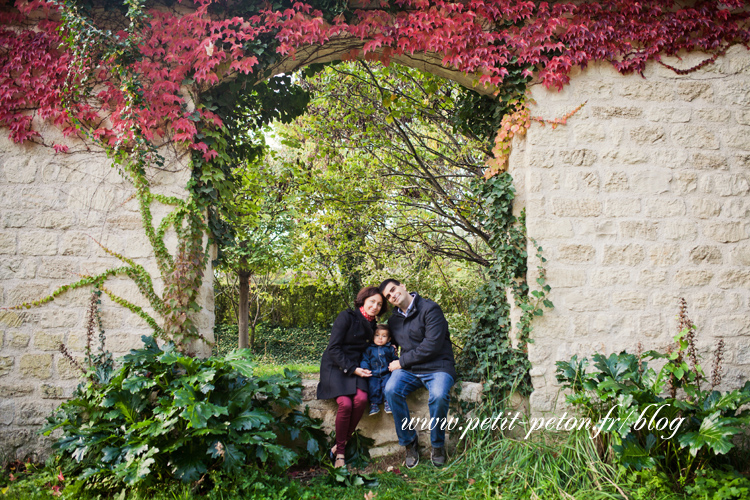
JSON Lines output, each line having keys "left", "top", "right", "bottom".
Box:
{"left": 1, "top": 0, "right": 748, "bottom": 158}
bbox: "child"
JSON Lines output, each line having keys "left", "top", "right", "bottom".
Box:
{"left": 360, "top": 324, "right": 399, "bottom": 415}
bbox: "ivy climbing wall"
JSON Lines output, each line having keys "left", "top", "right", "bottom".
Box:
{"left": 0, "top": 135, "right": 215, "bottom": 459}
{"left": 510, "top": 45, "right": 750, "bottom": 415}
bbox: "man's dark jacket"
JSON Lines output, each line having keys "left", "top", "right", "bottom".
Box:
{"left": 386, "top": 294, "right": 457, "bottom": 380}
{"left": 317, "top": 308, "right": 374, "bottom": 400}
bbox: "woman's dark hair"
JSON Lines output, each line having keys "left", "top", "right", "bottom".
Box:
{"left": 354, "top": 286, "right": 387, "bottom": 317}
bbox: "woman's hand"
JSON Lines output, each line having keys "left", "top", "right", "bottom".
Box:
{"left": 354, "top": 367, "right": 372, "bottom": 378}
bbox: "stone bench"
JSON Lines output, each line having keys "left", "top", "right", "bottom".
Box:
{"left": 300, "top": 379, "right": 485, "bottom": 457}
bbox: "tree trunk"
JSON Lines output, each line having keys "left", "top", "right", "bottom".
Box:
{"left": 238, "top": 269, "right": 250, "bottom": 349}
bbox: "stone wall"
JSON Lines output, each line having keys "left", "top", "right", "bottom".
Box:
{"left": 509, "top": 46, "right": 750, "bottom": 414}
{"left": 0, "top": 135, "right": 214, "bottom": 459}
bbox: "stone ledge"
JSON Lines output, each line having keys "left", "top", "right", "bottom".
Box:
{"left": 300, "top": 379, "right": 484, "bottom": 457}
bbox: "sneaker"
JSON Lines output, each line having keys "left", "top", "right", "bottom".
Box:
{"left": 384, "top": 401, "right": 392, "bottom": 414}
{"left": 431, "top": 446, "right": 446, "bottom": 467}
{"left": 369, "top": 403, "right": 380, "bottom": 416}
{"left": 405, "top": 437, "right": 419, "bottom": 469}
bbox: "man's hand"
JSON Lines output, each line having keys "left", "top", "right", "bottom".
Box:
{"left": 354, "top": 367, "right": 372, "bottom": 378}
{"left": 388, "top": 360, "right": 401, "bottom": 372}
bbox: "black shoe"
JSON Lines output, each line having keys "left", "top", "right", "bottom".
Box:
{"left": 431, "top": 446, "right": 446, "bottom": 467}
{"left": 405, "top": 437, "right": 419, "bottom": 469}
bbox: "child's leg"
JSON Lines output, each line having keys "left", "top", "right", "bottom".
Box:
{"left": 368, "top": 375, "right": 384, "bottom": 405}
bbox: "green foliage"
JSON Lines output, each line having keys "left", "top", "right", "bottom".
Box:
{"left": 42, "top": 337, "right": 326, "bottom": 495}
{"left": 685, "top": 467, "right": 750, "bottom": 500}
{"left": 213, "top": 323, "right": 329, "bottom": 364}
{"left": 555, "top": 320, "right": 750, "bottom": 485}
{"left": 457, "top": 173, "right": 552, "bottom": 397}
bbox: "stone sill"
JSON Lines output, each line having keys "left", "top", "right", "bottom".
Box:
{"left": 300, "top": 379, "right": 484, "bottom": 457}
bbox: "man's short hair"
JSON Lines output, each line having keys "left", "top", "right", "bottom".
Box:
{"left": 378, "top": 278, "right": 401, "bottom": 294}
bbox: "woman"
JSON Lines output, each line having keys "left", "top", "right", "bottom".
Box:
{"left": 317, "top": 286, "right": 386, "bottom": 468}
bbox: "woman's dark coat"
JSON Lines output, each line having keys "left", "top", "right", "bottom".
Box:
{"left": 317, "top": 308, "right": 375, "bottom": 400}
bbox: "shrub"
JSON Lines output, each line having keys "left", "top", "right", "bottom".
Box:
{"left": 556, "top": 300, "right": 750, "bottom": 486}
{"left": 43, "top": 336, "right": 326, "bottom": 495}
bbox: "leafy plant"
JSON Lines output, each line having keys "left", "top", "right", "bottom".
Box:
{"left": 556, "top": 300, "right": 750, "bottom": 485}
{"left": 43, "top": 337, "right": 327, "bottom": 495}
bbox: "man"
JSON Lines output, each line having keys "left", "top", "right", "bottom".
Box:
{"left": 378, "top": 278, "right": 456, "bottom": 468}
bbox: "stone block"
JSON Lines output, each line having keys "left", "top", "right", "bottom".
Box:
{"left": 106, "top": 214, "right": 144, "bottom": 231}
{"left": 0, "top": 232, "right": 16, "bottom": 254}
{"left": 717, "top": 270, "right": 750, "bottom": 289}
{"left": 577, "top": 220, "right": 617, "bottom": 237}
{"left": 603, "top": 171, "right": 629, "bottom": 192}
{"left": 637, "top": 269, "right": 668, "bottom": 287}
{"left": 558, "top": 149, "right": 597, "bottom": 167}
{"left": 713, "top": 315, "right": 750, "bottom": 336}
{"left": 36, "top": 212, "right": 74, "bottom": 230}
{"left": 644, "top": 199, "right": 686, "bottom": 218}
{"left": 677, "top": 82, "right": 713, "bottom": 102}
{"left": 716, "top": 81, "right": 750, "bottom": 106}
{"left": 0, "top": 311, "right": 24, "bottom": 328}
{"left": 613, "top": 291, "right": 648, "bottom": 310}
{"left": 645, "top": 106, "right": 691, "bottom": 123}
{"left": 16, "top": 401, "right": 56, "bottom": 425}
{"left": 632, "top": 170, "right": 672, "bottom": 194}
{"left": 674, "top": 270, "right": 714, "bottom": 287}
{"left": 546, "top": 267, "right": 587, "bottom": 288}
{"left": 563, "top": 171, "right": 599, "bottom": 191}
{"left": 703, "top": 221, "right": 747, "bottom": 243}
{"left": 18, "top": 232, "right": 57, "bottom": 256}
{"left": 689, "top": 246, "right": 723, "bottom": 265}
{"left": 693, "top": 292, "right": 741, "bottom": 310}
{"left": 591, "top": 106, "right": 643, "bottom": 119}
{"left": 551, "top": 198, "right": 602, "bottom": 217}
{"left": 1, "top": 156, "right": 39, "bottom": 183}
{"left": 630, "top": 125, "right": 666, "bottom": 144}
{"left": 709, "top": 174, "right": 750, "bottom": 197}
{"left": 737, "top": 109, "right": 750, "bottom": 126}
{"left": 0, "top": 401, "right": 14, "bottom": 425}
{"left": 638, "top": 313, "right": 665, "bottom": 339}
{"left": 6, "top": 283, "right": 48, "bottom": 305}
{"left": 8, "top": 331, "right": 30, "bottom": 348}
{"left": 693, "top": 108, "right": 729, "bottom": 123}
{"left": 565, "top": 292, "right": 610, "bottom": 312}
{"left": 557, "top": 244, "right": 595, "bottom": 263}
{"left": 40, "top": 384, "right": 66, "bottom": 399}
{"left": 0, "top": 356, "right": 13, "bottom": 377}
{"left": 671, "top": 172, "right": 697, "bottom": 195}
{"left": 56, "top": 355, "right": 85, "bottom": 380}
{"left": 671, "top": 125, "right": 719, "bottom": 150}
{"left": 39, "top": 310, "right": 80, "bottom": 329}
{"left": 649, "top": 245, "right": 682, "bottom": 266}
{"left": 603, "top": 244, "right": 645, "bottom": 266}
{"left": 0, "top": 385, "right": 33, "bottom": 397}
{"left": 37, "top": 258, "right": 78, "bottom": 279}
{"left": 651, "top": 292, "right": 682, "bottom": 308}
{"left": 730, "top": 246, "right": 750, "bottom": 265}
{"left": 526, "top": 150, "right": 555, "bottom": 169}
{"left": 621, "top": 81, "right": 672, "bottom": 101}
{"left": 19, "top": 354, "right": 53, "bottom": 379}
{"left": 60, "top": 233, "right": 90, "bottom": 256}
{"left": 620, "top": 221, "right": 659, "bottom": 240}
{"left": 603, "top": 199, "right": 641, "bottom": 217}
{"left": 573, "top": 122, "right": 607, "bottom": 142}
{"left": 662, "top": 221, "right": 697, "bottom": 241}
{"left": 690, "top": 198, "right": 722, "bottom": 219}
{"left": 591, "top": 268, "right": 631, "bottom": 288}
{"left": 4, "top": 212, "right": 33, "bottom": 228}
{"left": 725, "top": 200, "right": 750, "bottom": 218}
{"left": 690, "top": 152, "right": 728, "bottom": 170}
{"left": 32, "top": 332, "right": 64, "bottom": 351}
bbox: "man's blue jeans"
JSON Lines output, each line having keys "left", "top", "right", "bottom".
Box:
{"left": 384, "top": 370, "right": 455, "bottom": 448}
